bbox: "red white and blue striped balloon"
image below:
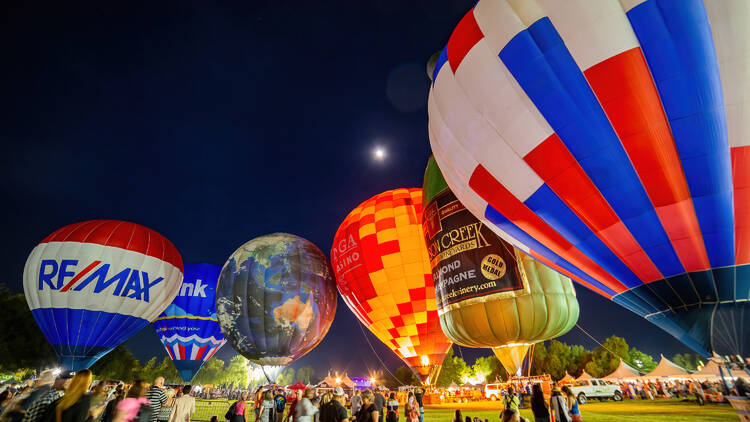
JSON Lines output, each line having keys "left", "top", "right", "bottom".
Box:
{"left": 429, "top": 0, "right": 748, "bottom": 357}
{"left": 23, "top": 220, "right": 184, "bottom": 370}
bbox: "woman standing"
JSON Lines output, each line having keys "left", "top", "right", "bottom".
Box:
{"left": 229, "top": 393, "right": 247, "bottom": 422}
{"left": 403, "top": 393, "right": 417, "bottom": 422}
{"left": 168, "top": 386, "right": 195, "bottom": 422}
{"left": 560, "top": 387, "right": 581, "bottom": 422}
{"left": 258, "top": 391, "right": 275, "bottom": 422}
{"left": 529, "top": 384, "right": 549, "bottom": 422}
{"left": 354, "top": 392, "right": 377, "bottom": 422}
{"left": 55, "top": 370, "right": 93, "bottom": 422}
{"left": 384, "top": 394, "right": 398, "bottom": 422}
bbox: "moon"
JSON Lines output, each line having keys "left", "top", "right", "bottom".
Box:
{"left": 373, "top": 147, "right": 386, "bottom": 161}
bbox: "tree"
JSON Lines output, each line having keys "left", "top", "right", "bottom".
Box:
{"left": 225, "top": 356, "right": 248, "bottom": 388}
{"left": 435, "top": 348, "right": 470, "bottom": 387}
{"left": 296, "top": 366, "right": 314, "bottom": 385}
{"left": 0, "top": 285, "right": 57, "bottom": 371}
{"left": 277, "top": 367, "right": 295, "bottom": 386}
{"left": 628, "top": 348, "right": 657, "bottom": 373}
{"left": 586, "top": 336, "right": 629, "bottom": 378}
{"left": 672, "top": 353, "right": 702, "bottom": 371}
{"left": 155, "top": 357, "right": 181, "bottom": 384}
{"left": 471, "top": 355, "right": 504, "bottom": 383}
{"left": 193, "top": 358, "right": 226, "bottom": 385}
{"left": 90, "top": 345, "right": 143, "bottom": 381}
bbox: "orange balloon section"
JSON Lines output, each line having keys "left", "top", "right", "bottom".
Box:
{"left": 331, "top": 188, "right": 452, "bottom": 384}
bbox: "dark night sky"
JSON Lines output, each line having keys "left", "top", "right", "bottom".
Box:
{"left": 1, "top": 1, "right": 694, "bottom": 377}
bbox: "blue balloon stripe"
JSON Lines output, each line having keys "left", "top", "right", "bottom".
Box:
{"left": 626, "top": 0, "right": 735, "bottom": 269}
{"left": 32, "top": 308, "right": 149, "bottom": 348}
{"left": 497, "top": 16, "right": 685, "bottom": 278}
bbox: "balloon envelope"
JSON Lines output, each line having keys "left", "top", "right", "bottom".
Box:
{"left": 23, "top": 220, "right": 184, "bottom": 370}
{"left": 215, "top": 233, "right": 337, "bottom": 375}
{"left": 429, "top": 0, "right": 749, "bottom": 357}
{"left": 331, "top": 188, "right": 452, "bottom": 384}
{"left": 153, "top": 263, "right": 226, "bottom": 382}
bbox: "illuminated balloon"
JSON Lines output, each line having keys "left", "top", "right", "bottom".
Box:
{"left": 216, "top": 233, "right": 337, "bottom": 381}
{"left": 428, "top": 0, "right": 749, "bottom": 357}
{"left": 153, "top": 263, "right": 226, "bottom": 382}
{"left": 23, "top": 220, "right": 184, "bottom": 370}
{"left": 331, "top": 188, "right": 452, "bottom": 384}
{"left": 423, "top": 156, "right": 578, "bottom": 376}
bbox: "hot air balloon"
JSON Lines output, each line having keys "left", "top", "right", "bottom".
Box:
{"left": 331, "top": 188, "right": 453, "bottom": 384}
{"left": 153, "top": 263, "right": 226, "bottom": 382}
{"left": 423, "top": 156, "right": 579, "bottom": 376}
{"left": 23, "top": 220, "right": 184, "bottom": 370}
{"left": 428, "top": 0, "right": 749, "bottom": 357}
{"left": 215, "top": 233, "right": 337, "bottom": 382}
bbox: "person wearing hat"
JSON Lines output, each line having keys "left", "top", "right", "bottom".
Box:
{"left": 319, "top": 388, "right": 347, "bottom": 422}
{"left": 21, "top": 372, "right": 72, "bottom": 422}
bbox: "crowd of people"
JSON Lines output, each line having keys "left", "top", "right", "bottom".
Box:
{"left": 0, "top": 370, "right": 196, "bottom": 422}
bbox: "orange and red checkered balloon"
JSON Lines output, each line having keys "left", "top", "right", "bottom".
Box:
{"left": 331, "top": 188, "right": 452, "bottom": 384}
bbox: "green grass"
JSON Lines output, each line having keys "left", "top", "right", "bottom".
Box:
{"left": 423, "top": 399, "right": 738, "bottom": 422}
{"left": 194, "top": 398, "right": 739, "bottom": 422}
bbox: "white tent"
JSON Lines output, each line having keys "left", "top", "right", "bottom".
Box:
{"left": 603, "top": 359, "right": 642, "bottom": 380}
{"left": 640, "top": 355, "right": 690, "bottom": 380}
{"left": 690, "top": 355, "right": 748, "bottom": 381}
{"left": 576, "top": 370, "right": 593, "bottom": 381}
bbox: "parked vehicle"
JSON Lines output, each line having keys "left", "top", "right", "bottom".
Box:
{"left": 568, "top": 379, "right": 622, "bottom": 404}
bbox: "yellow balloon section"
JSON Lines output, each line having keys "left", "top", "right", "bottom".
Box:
{"left": 492, "top": 344, "right": 530, "bottom": 378}
{"left": 331, "top": 188, "right": 452, "bottom": 384}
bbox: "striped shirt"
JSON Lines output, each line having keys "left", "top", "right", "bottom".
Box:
{"left": 145, "top": 387, "right": 167, "bottom": 422}
{"left": 22, "top": 389, "right": 64, "bottom": 422}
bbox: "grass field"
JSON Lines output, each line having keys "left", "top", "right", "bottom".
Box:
{"left": 193, "top": 398, "right": 739, "bottom": 422}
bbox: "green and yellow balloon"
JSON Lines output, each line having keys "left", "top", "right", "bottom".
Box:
{"left": 422, "top": 156, "right": 579, "bottom": 377}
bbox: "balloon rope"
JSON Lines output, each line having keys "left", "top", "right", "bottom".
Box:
{"left": 356, "top": 319, "right": 405, "bottom": 386}
{"left": 457, "top": 345, "right": 465, "bottom": 360}
{"left": 574, "top": 324, "right": 642, "bottom": 371}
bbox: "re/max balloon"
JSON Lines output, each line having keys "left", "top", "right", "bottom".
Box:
{"left": 153, "top": 263, "right": 226, "bottom": 382}
{"left": 331, "top": 188, "right": 452, "bottom": 384}
{"left": 428, "top": 0, "right": 749, "bottom": 357}
{"left": 23, "top": 220, "right": 184, "bottom": 370}
{"left": 215, "top": 233, "right": 337, "bottom": 380}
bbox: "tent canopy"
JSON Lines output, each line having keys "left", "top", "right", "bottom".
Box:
{"left": 576, "top": 371, "right": 593, "bottom": 381}
{"left": 560, "top": 372, "right": 574, "bottom": 382}
{"left": 603, "top": 359, "right": 642, "bottom": 379}
{"left": 287, "top": 382, "right": 307, "bottom": 390}
{"left": 690, "top": 355, "right": 747, "bottom": 380}
{"left": 641, "top": 355, "right": 689, "bottom": 379}
{"left": 448, "top": 381, "right": 459, "bottom": 390}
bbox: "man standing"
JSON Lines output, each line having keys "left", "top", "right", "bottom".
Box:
{"left": 146, "top": 377, "right": 168, "bottom": 422}
{"left": 274, "top": 389, "right": 287, "bottom": 422}
{"left": 319, "top": 388, "right": 348, "bottom": 422}
{"left": 373, "top": 390, "right": 385, "bottom": 422}
{"left": 21, "top": 373, "right": 71, "bottom": 422}
{"left": 349, "top": 390, "right": 361, "bottom": 420}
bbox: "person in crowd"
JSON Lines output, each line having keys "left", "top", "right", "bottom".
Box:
{"left": 253, "top": 389, "right": 263, "bottom": 421}
{"left": 89, "top": 382, "right": 111, "bottom": 422}
{"left": 500, "top": 409, "right": 529, "bottom": 422}
{"left": 145, "top": 378, "right": 167, "bottom": 422}
{"left": 285, "top": 391, "right": 302, "bottom": 422}
{"left": 560, "top": 387, "right": 581, "bottom": 422}
{"left": 258, "top": 391, "right": 275, "bottom": 422}
{"left": 354, "top": 391, "right": 376, "bottom": 422}
{"left": 2, "top": 385, "right": 33, "bottom": 422}
{"left": 549, "top": 388, "right": 569, "bottom": 422}
{"left": 156, "top": 388, "right": 175, "bottom": 422}
{"left": 403, "top": 392, "right": 416, "bottom": 422}
{"left": 22, "top": 373, "right": 71, "bottom": 422}
{"left": 384, "top": 394, "right": 397, "bottom": 422}
{"left": 209, "top": 417, "right": 218, "bottom": 422}
{"left": 736, "top": 378, "right": 750, "bottom": 397}
{"left": 371, "top": 391, "right": 384, "bottom": 422}
{"left": 101, "top": 386, "right": 125, "bottom": 422}
{"left": 168, "top": 386, "right": 194, "bottom": 422}
{"left": 451, "top": 410, "right": 462, "bottom": 422}
{"left": 0, "top": 391, "right": 14, "bottom": 415}
{"left": 529, "top": 384, "right": 549, "bottom": 422}
{"left": 114, "top": 380, "right": 151, "bottom": 422}
{"left": 21, "top": 371, "right": 57, "bottom": 420}
{"left": 319, "top": 388, "right": 347, "bottom": 422}
{"left": 54, "top": 369, "right": 93, "bottom": 422}
{"left": 273, "top": 390, "right": 286, "bottom": 422}
{"left": 463, "top": 416, "right": 470, "bottom": 422}
{"left": 227, "top": 393, "right": 246, "bottom": 422}
{"left": 411, "top": 389, "right": 423, "bottom": 422}
{"left": 349, "top": 391, "right": 361, "bottom": 421}
{"left": 501, "top": 387, "right": 519, "bottom": 414}
{"left": 295, "top": 390, "right": 317, "bottom": 422}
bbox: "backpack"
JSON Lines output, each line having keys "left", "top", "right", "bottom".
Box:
{"left": 385, "top": 409, "right": 398, "bottom": 422}
{"left": 224, "top": 402, "right": 237, "bottom": 420}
